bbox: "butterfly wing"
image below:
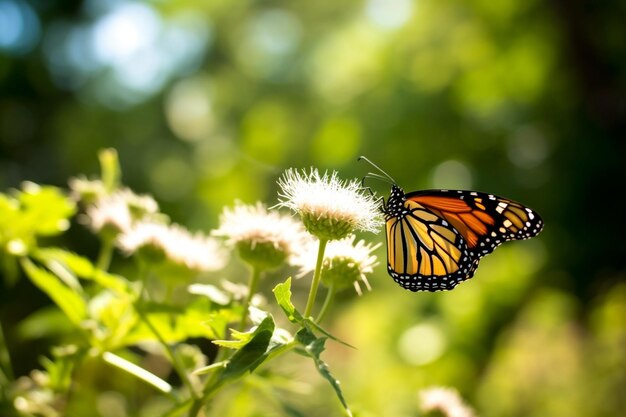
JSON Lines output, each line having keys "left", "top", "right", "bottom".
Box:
{"left": 406, "top": 190, "right": 544, "bottom": 259}
{"left": 384, "top": 187, "right": 543, "bottom": 292}
{"left": 385, "top": 198, "right": 480, "bottom": 292}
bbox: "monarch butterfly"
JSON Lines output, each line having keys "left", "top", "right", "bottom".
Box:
{"left": 359, "top": 157, "right": 544, "bottom": 292}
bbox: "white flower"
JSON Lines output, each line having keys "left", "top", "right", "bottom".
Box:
{"left": 117, "top": 221, "right": 227, "bottom": 272}
{"left": 277, "top": 168, "right": 383, "bottom": 241}
{"left": 114, "top": 188, "right": 159, "bottom": 217}
{"left": 83, "top": 189, "right": 160, "bottom": 236}
{"left": 68, "top": 176, "right": 107, "bottom": 203}
{"left": 85, "top": 194, "right": 133, "bottom": 235}
{"left": 419, "top": 387, "right": 476, "bottom": 417}
{"left": 213, "top": 201, "right": 309, "bottom": 256}
{"left": 295, "top": 235, "right": 381, "bottom": 295}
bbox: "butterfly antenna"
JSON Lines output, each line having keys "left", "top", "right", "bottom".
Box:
{"left": 363, "top": 172, "right": 394, "bottom": 185}
{"left": 358, "top": 156, "right": 396, "bottom": 184}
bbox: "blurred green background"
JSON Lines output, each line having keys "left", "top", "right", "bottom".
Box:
{"left": 1, "top": 0, "right": 625, "bottom": 416}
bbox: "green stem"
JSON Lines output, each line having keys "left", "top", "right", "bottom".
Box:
{"left": 316, "top": 284, "right": 336, "bottom": 323}
{"left": 188, "top": 398, "right": 204, "bottom": 417}
{"left": 239, "top": 267, "right": 262, "bottom": 331}
{"left": 0, "top": 319, "right": 14, "bottom": 392}
{"left": 96, "top": 237, "right": 114, "bottom": 271}
{"left": 135, "top": 263, "right": 200, "bottom": 404}
{"left": 304, "top": 239, "right": 328, "bottom": 318}
{"left": 198, "top": 339, "right": 299, "bottom": 411}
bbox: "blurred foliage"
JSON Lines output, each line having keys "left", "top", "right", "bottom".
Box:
{"left": 1, "top": 0, "right": 625, "bottom": 416}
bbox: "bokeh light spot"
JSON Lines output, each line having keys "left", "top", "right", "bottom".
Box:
{"left": 398, "top": 322, "right": 447, "bottom": 365}
{"left": 92, "top": 3, "right": 160, "bottom": 65}
{"left": 241, "top": 102, "right": 292, "bottom": 165}
{"left": 311, "top": 117, "right": 362, "bottom": 166}
{"left": 0, "top": 0, "right": 40, "bottom": 54}
{"left": 166, "top": 76, "right": 215, "bottom": 142}
{"left": 235, "top": 9, "right": 301, "bottom": 79}
{"left": 507, "top": 126, "right": 549, "bottom": 168}
{"left": 148, "top": 156, "right": 195, "bottom": 202}
{"left": 430, "top": 160, "right": 473, "bottom": 189}
{"left": 365, "top": 0, "right": 414, "bottom": 30}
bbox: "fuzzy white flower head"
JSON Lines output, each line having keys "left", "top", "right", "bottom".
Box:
{"left": 277, "top": 168, "right": 383, "bottom": 241}
{"left": 419, "top": 387, "right": 476, "bottom": 417}
{"left": 296, "top": 234, "right": 381, "bottom": 295}
{"left": 83, "top": 188, "right": 160, "bottom": 238}
{"left": 68, "top": 176, "right": 107, "bottom": 203}
{"left": 85, "top": 193, "right": 133, "bottom": 236}
{"left": 212, "top": 201, "right": 310, "bottom": 270}
{"left": 115, "top": 188, "right": 159, "bottom": 217}
{"left": 117, "top": 221, "right": 227, "bottom": 272}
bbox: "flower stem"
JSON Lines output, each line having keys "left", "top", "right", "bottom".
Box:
{"left": 316, "top": 283, "right": 336, "bottom": 323}
{"left": 188, "top": 398, "right": 204, "bottom": 417}
{"left": 96, "top": 237, "right": 114, "bottom": 271}
{"left": 135, "top": 262, "right": 200, "bottom": 404}
{"left": 239, "top": 266, "right": 262, "bottom": 331}
{"left": 0, "top": 319, "right": 14, "bottom": 385}
{"left": 304, "top": 238, "right": 328, "bottom": 318}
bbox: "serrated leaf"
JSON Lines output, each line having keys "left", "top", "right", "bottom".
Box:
{"left": 20, "top": 258, "right": 87, "bottom": 326}
{"left": 274, "top": 278, "right": 354, "bottom": 348}
{"left": 295, "top": 327, "right": 317, "bottom": 346}
{"left": 220, "top": 317, "right": 275, "bottom": 380}
{"left": 273, "top": 278, "right": 304, "bottom": 324}
{"left": 213, "top": 327, "right": 255, "bottom": 349}
{"left": 296, "top": 329, "right": 352, "bottom": 416}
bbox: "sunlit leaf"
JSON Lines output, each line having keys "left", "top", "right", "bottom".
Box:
{"left": 121, "top": 300, "right": 223, "bottom": 346}
{"left": 205, "top": 316, "right": 284, "bottom": 390}
{"left": 41, "top": 345, "right": 83, "bottom": 392}
{"left": 213, "top": 328, "right": 255, "bottom": 349}
{"left": 273, "top": 278, "right": 304, "bottom": 324}
{"left": 20, "top": 258, "right": 87, "bottom": 326}
{"left": 219, "top": 316, "right": 275, "bottom": 381}
{"left": 274, "top": 278, "right": 353, "bottom": 347}
{"left": 36, "top": 248, "right": 95, "bottom": 277}
{"left": 102, "top": 351, "right": 173, "bottom": 394}
{"left": 34, "top": 248, "right": 130, "bottom": 294}
{"left": 18, "top": 183, "right": 76, "bottom": 236}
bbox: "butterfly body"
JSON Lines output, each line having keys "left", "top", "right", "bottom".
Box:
{"left": 383, "top": 184, "right": 543, "bottom": 292}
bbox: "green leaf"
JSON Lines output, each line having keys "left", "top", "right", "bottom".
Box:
{"left": 295, "top": 328, "right": 352, "bottom": 416}
{"left": 273, "top": 278, "right": 304, "bottom": 324}
{"left": 18, "top": 183, "right": 76, "bottom": 237}
{"left": 35, "top": 248, "right": 130, "bottom": 295}
{"left": 213, "top": 328, "right": 255, "bottom": 349}
{"left": 121, "top": 300, "right": 224, "bottom": 347}
{"left": 274, "top": 278, "right": 354, "bottom": 348}
{"left": 103, "top": 351, "right": 173, "bottom": 394}
{"left": 192, "top": 361, "right": 228, "bottom": 376}
{"left": 88, "top": 289, "right": 137, "bottom": 349}
{"left": 220, "top": 316, "right": 275, "bottom": 381}
{"left": 20, "top": 258, "right": 87, "bottom": 326}
{"left": 36, "top": 248, "right": 94, "bottom": 277}
{"left": 41, "top": 345, "right": 83, "bottom": 392}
